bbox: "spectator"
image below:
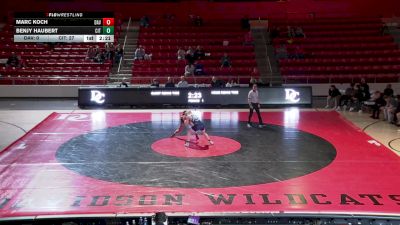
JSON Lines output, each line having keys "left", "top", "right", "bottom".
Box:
{"left": 177, "top": 76, "right": 189, "bottom": 87}
{"left": 370, "top": 91, "right": 386, "bottom": 119}
{"left": 249, "top": 76, "right": 257, "bottom": 87}
{"left": 144, "top": 52, "right": 152, "bottom": 60}
{"left": 294, "top": 27, "right": 306, "bottom": 38}
{"left": 6, "top": 52, "right": 19, "bottom": 67}
{"left": 86, "top": 46, "right": 96, "bottom": 60}
{"left": 194, "top": 62, "right": 205, "bottom": 75}
{"left": 184, "top": 63, "right": 195, "bottom": 76}
{"left": 325, "top": 85, "right": 341, "bottom": 109}
{"left": 293, "top": 45, "right": 305, "bottom": 59}
{"left": 360, "top": 78, "right": 371, "bottom": 100}
{"left": 250, "top": 67, "right": 259, "bottom": 77}
{"left": 275, "top": 44, "right": 288, "bottom": 60}
{"left": 193, "top": 45, "right": 205, "bottom": 60}
{"left": 383, "top": 95, "right": 398, "bottom": 123}
{"left": 395, "top": 95, "right": 400, "bottom": 126}
{"left": 210, "top": 76, "right": 225, "bottom": 88}
{"left": 220, "top": 53, "right": 232, "bottom": 68}
{"left": 177, "top": 47, "right": 186, "bottom": 60}
{"left": 104, "top": 43, "right": 112, "bottom": 60}
{"left": 163, "top": 13, "right": 175, "bottom": 24}
{"left": 383, "top": 83, "right": 394, "bottom": 97}
{"left": 243, "top": 31, "right": 254, "bottom": 46}
{"left": 150, "top": 78, "right": 160, "bottom": 88}
{"left": 94, "top": 45, "right": 101, "bottom": 56}
{"left": 140, "top": 15, "right": 150, "bottom": 28}
{"left": 165, "top": 77, "right": 175, "bottom": 88}
{"left": 185, "top": 47, "right": 195, "bottom": 64}
{"left": 94, "top": 50, "right": 105, "bottom": 63}
{"left": 134, "top": 45, "right": 146, "bottom": 60}
{"left": 226, "top": 79, "right": 239, "bottom": 88}
{"left": 270, "top": 27, "right": 280, "bottom": 40}
{"left": 194, "top": 16, "right": 203, "bottom": 26}
{"left": 287, "top": 26, "right": 295, "bottom": 38}
{"left": 241, "top": 15, "right": 250, "bottom": 30}
{"left": 350, "top": 84, "right": 364, "bottom": 112}
{"left": 338, "top": 83, "right": 355, "bottom": 110}
{"left": 115, "top": 44, "right": 124, "bottom": 64}
{"left": 108, "top": 42, "right": 115, "bottom": 62}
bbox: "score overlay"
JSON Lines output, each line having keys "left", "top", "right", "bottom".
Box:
{"left": 13, "top": 12, "right": 114, "bottom": 43}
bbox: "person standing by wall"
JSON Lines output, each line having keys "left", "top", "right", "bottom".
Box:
{"left": 248, "top": 84, "right": 264, "bottom": 128}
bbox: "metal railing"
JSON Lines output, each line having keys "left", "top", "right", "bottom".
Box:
{"left": 117, "top": 17, "right": 132, "bottom": 74}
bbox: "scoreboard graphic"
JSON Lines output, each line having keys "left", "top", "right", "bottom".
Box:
{"left": 14, "top": 12, "right": 114, "bottom": 43}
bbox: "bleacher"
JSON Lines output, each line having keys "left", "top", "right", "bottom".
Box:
{"left": 132, "top": 18, "right": 259, "bottom": 85}
{"left": 0, "top": 16, "right": 122, "bottom": 85}
{"left": 272, "top": 17, "right": 400, "bottom": 83}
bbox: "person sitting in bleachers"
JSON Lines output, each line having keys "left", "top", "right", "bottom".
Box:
{"left": 395, "top": 96, "right": 400, "bottom": 126}
{"left": 249, "top": 77, "right": 257, "bottom": 87}
{"left": 193, "top": 15, "right": 203, "bottom": 26}
{"left": 360, "top": 78, "right": 371, "bottom": 100}
{"left": 6, "top": 52, "right": 19, "bottom": 68}
{"left": 144, "top": 52, "right": 152, "bottom": 60}
{"left": 150, "top": 78, "right": 160, "bottom": 88}
{"left": 194, "top": 62, "right": 205, "bottom": 75}
{"left": 134, "top": 45, "right": 146, "bottom": 60}
{"left": 193, "top": 45, "right": 206, "bottom": 60}
{"left": 325, "top": 85, "right": 341, "bottom": 109}
{"left": 349, "top": 84, "right": 364, "bottom": 112}
{"left": 210, "top": 76, "right": 225, "bottom": 88}
{"left": 226, "top": 79, "right": 239, "bottom": 88}
{"left": 86, "top": 46, "right": 96, "bottom": 60}
{"left": 287, "top": 26, "right": 295, "bottom": 38}
{"left": 338, "top": 83, "right": 355, "bottom": 110}
{"left": 243, "top": 31, "right": 254, "bottom": 46}
{"left": 293, "top": 45, "right": 305, "bottom": 59}
{"left": 177, "top": 76, "right": 189, "bottom": 87}
{"left": 241, "top": 15, "right": 250, "bottom": 30}
{"left": 140, "top": 15, "right": 150, "bottom": 28}
{"left": 383, "top": 83, "right": 394, "bottom": 97}
{"left": 185, "top": 47, "right": 195, "bottom": 64}
{"left": 383, "top": 95, "right": 398, "bottom": 124}
{"left": 104, "top": 43, "right": 114, "bottom": 60}
{"left": 94, "top": 50, "right": 106, "bottom": 63}
{"left": 220, "top": 53, "right": 232, "bottom": 68}
{"left": 184, "top": 63, "right": 195, "bottom": 76}
{"left": 295, "top": 27, "right": 306, "bottom": 38}
{"left": 370, "top": 91, "right": 386, "bottom": 119}
{"left": 165, "top": 77, "right": 175, "bottom": 88}
{"left": 275, "top": 44, "right": 288, "bottom": 60}
{"left": 177, "top": 47, "right": 186, "bottom": 60}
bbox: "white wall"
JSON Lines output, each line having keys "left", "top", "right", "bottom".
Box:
{"left": 0, "top": 85, "right": 80, "bottom": 97}
{"left": 284, "top": 83, "right": 400, "bottom": 96}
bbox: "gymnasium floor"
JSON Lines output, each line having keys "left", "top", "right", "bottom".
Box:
{"left": 0, "top": 99, "right": 399, "bottom": 219}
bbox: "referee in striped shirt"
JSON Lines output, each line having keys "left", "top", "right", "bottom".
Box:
{"left": 248, "top": 84, "right": 264, "bottom": 128}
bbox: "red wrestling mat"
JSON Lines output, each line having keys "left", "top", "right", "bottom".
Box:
{"left": 0, "top": 111, "right": 400, "bottom": 219}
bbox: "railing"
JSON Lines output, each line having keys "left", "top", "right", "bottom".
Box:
{"left": 117, "top": 17, "right": 132, "bottom": 74}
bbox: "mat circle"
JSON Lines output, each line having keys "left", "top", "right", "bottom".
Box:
{"left": 56, "top": 120, "right": 336, "bottom": 188}
{"left": 151, "top": 136, "right": 241, "bottom": 158}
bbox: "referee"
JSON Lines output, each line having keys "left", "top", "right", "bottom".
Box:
{"left": 248, "top": 84, "right": 264, "bottom": 128}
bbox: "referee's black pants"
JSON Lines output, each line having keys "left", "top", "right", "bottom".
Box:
{"left": 248, "top": 102, "right": 263, "bottom": 124}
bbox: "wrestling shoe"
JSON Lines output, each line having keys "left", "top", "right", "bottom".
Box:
{"left": 208, "top": 140, "right": 214, "bottom": 145}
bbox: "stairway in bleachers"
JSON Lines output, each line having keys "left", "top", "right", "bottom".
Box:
{"left": 132, "top": 19, "right": 259, "bottom": 86}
